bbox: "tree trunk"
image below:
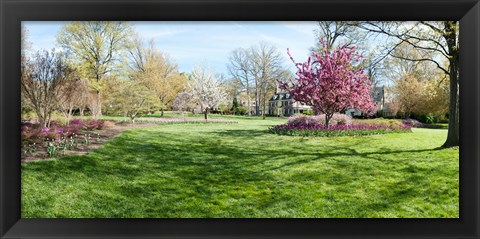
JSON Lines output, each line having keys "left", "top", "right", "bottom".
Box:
{"left": 262, "top": 83, "right": 268, "bottom": 120}
{"left": 36, "top": 108, "right": 46, "bottom": 128}
{"left": 325, "top": 113, "right": 333, "bottom": 129}
{"left": 63, "top": 107, "right": 73, "bottom": 124}
{"left": 46, "top": 112, "right": 52, "bottom": 128}
{"left": 204, "top": 107, "right": 209, "bottom": 120}
{"left": 130, "top": 113, "right": 136, "bottom": 124}
{"left": 247, "top": 87, "right": 251, "bottom": 116}
{"left": 95, "top": 90, "right": 102, "bottom": 118}
{"left": 255, "top": 82, "right": 260, "bottom": 116}
{"left": 442, "top": 21, "right": 459, "bottom": 148}
{"left": 443, "top": 59, "right": 459, "bottom": 147}
{"left": 161, "top": 108, "right": 164, "bottom": 117}
{"left": 262, "top": 104, "right": 266, "bottom": 119}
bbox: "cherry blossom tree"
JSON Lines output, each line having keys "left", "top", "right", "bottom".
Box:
{"left": 188, "top": 66, "right": 227, "bottom": 120}
{"left": 279, "top": 41, "right": 377, "bottom": 128}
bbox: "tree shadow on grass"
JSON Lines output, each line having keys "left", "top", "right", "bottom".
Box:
{"left": 24, "top": 130, "right": 453, "bottom": 187}
{"left": 211, "top": 129, "right": 268, "bottom": 138}
{"left": 22, "top": 128, "right": 457, "bottom": 217}
{"left": 104, "top": 131, "right": 452, "bottom": 181}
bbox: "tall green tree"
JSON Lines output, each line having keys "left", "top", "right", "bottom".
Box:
{"left": 56, "top": 21, "right": 133, "bottom": 117}
{"left": 110, "top": 80, "right": 161, "bottom": 123}
{"left": 127, "top": 36, "right": 186, "bottom": 117}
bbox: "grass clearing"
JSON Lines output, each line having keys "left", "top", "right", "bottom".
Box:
{"left": 22, "top": 115, "right": 458, "bottom": 218}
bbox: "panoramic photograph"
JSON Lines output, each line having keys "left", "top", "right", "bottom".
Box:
{"left": 20, "top": 21, "right": 459, "bottom": 218}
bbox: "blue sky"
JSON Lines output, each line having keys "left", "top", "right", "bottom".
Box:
{"left": 23, "top": 21, "right": 319, "bottom": 75}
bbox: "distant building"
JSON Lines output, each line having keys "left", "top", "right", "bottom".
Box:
{"left": 268, "top": 90, "right": 311, "bottom": 116}
{"left": 345, "top": 86, "right": 396, "bottom": 117}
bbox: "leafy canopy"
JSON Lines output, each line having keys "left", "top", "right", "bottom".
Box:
{"left": 279, "top": 40, "right": 376, "bottom": 126}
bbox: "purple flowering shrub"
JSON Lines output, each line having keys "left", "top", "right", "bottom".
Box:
{"left": 68, "top": 118, "right": 105, "bottom": 131}
{"left": 21, "top": 123, "right": 44, "bottom": 145}
{"left": 21, "top": 118, "right": 106, "bottom": 147}
{"left": 399, "top": 119, "right": 424, "bottom": 127}
{"left": 83, "top": 119, "right": 105, "bottom": 130}
{"left": 69, "top": 119, "right": 84, "bottom": 127}
{"left": 287, "top": 113, "right": 352, "bottom": 126}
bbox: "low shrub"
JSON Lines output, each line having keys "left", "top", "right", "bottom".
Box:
{"left": 287, "top": 113, "right": 352, "bottom": 127}
{"left": 437, "top": 114, "right": 449, "bottom": 123}
{"left": 416, "top": 113, "right": 437, "bottom": 124}
{"left": 352, "top": 118, "right": 405, "bottom": 130}
{"left": 69, "top": 118, "right": 84, "bottom": 127}
{"left": 236, "top": 106, "right": 249, "bottom": 115}
{"left": 68, "top": 118, "right": 106, "bottom": 131}
{"left": 83, "top": 119, "right": 105, "bottom": 130}
{"left": 396, "top": 118, "right": 446, "bottom": 129}
{"left": 21, "top": 123, "right": 44, "bottom": 145}
{"left": 303, "top": 109, "right": 314, "bottom": 116}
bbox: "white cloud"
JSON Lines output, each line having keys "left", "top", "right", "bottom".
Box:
{"left": 135, "top": 27, "right": 188, "bottom": 40}
{"left": 277, "top": 21, "right": 318, "bottom": 36}
{"left": 25, "top": 21, "right": 321, "bottom": 75}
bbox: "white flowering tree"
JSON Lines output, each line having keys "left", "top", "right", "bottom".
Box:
{"left": 188, "top": 66, "right": 227, "bottom": 120}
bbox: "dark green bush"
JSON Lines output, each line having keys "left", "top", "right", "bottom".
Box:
{"left": 417, "top": 113, "right": 437, "bottom": 124}
{"left": 303, "top": 109, "right": 314, "bottom": 116}
{"left": 236, "top": 106, "right": 249, "bottom": 115}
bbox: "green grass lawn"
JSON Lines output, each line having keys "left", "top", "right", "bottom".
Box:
{"left": 22, "top": 115, "right": 459, "bottom": 218}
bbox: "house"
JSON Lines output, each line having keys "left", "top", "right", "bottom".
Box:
{"left": 268, "top": 90, "right": 311, "bottom": 116}
{"left": 345, "top": 86, "right": 396, "bottom": 117}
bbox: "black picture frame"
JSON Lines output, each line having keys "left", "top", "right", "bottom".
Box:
{"left": 1, "top": 0, "right": 479, "bottom": 238}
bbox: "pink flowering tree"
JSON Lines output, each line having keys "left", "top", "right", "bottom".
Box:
{"left": 279, "top": 41, "right": 377, "bottom": 128}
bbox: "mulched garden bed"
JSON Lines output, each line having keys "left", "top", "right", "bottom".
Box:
{"left": 21, "top": 121, "right": 155, "bottom": 163}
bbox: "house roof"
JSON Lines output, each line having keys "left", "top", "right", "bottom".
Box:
{"left": 269, "top": 93, "right": 291, "bottom": 101}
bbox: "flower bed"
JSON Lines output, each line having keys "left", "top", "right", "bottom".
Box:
{"left": 21, "top": 119, "right": 106, "bottom": 158}
{"left": 269, "top": 115, "right": 411, "bottom": 137}
{"left": 269, "top": 123, "right": 411, "bottom": 137}
{"left": 115, "top": 117, "right": 238, "bottom": 125}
